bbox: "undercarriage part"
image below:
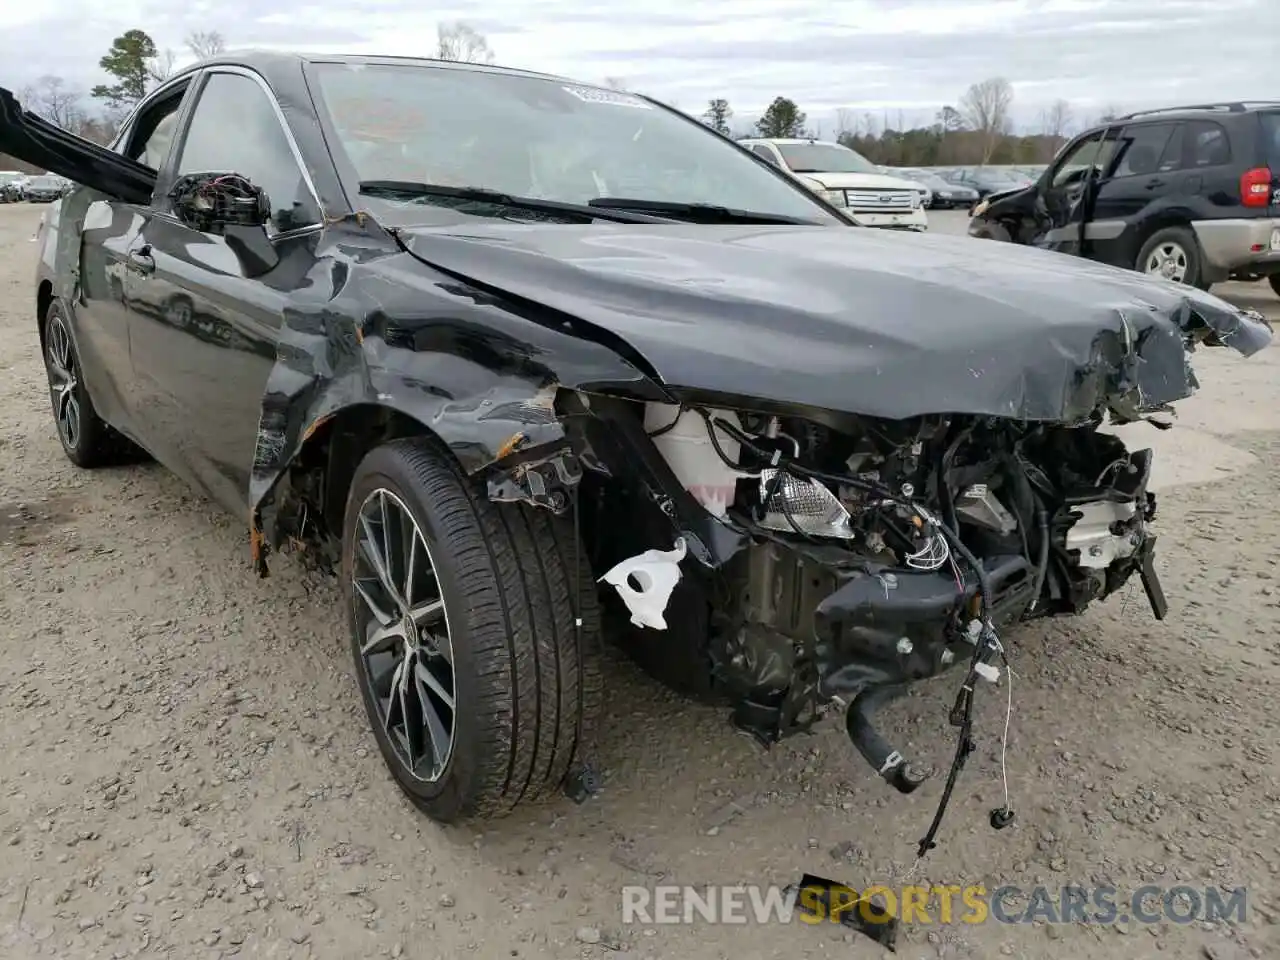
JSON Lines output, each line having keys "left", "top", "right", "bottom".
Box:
{"left": 990, "top": 806, "right": 1016, "bottom": 829}
{"left": 486, "top": 445, "right": 584, "bottom": 514}
{"left": 844, "top": 685, "right": 931, "bottom": 794}
{"left": 813, "top": 554, "right": 1032, "bottom": 701}
{"left": 1064, "top": 500, "right": 1141, "bottom": 569}
{"left": 789, "top": 873, "right": 900, "bottom": 950}
{"left": 1138, "top": 535, "right": 1169, "bottom": 620}
{"left": 598, "top": 538, "right": 687, "bottom": 630}
{"left": 956, "top": 483, "right": 1017, "bottom": 535}
{"left": 717, "top": 542, "right": 832, "bottom": 742}
{"left": 563, "top": 762, "right": 601, "bottom": 804}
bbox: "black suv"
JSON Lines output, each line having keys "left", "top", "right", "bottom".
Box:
{"left": 968, "top": 101, "right": 1280, "bottom": 295}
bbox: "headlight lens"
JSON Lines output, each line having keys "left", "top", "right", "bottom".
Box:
{"left": 821, "top": 188, "right": 848, "bottom": 207}
{"left": 971, "top": 198, "right": 990, "bottom": 217}
{"left": 758, "top": 468, "right": 854, "bottom": 539}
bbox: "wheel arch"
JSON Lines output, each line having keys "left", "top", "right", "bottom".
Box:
{"left": 248, "top": 382, "right": 580, "bottom": 573}
{"left": 1128, "top": 213, "right": 1198, "bottom": 268}
{"left": 300, "top": 401, "right": 451, "bottom": 539}
{"left": 36, "top": 278, "right": 53, "bottom": 347}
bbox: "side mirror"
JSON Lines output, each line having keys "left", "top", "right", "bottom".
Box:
{"left": 168, "top": 172, "right": 279, "bottom": 277}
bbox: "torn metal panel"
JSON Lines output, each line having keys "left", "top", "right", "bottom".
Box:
{"left": 244, "top": 218, "right": 665, "bottom": 553}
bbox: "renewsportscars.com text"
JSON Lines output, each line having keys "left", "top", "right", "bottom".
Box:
{"left": 621, "top": 883, "right": 1248, "bottom": 926}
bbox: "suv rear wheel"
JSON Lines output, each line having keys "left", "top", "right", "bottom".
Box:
{"left": 1136, "top": 227, "right": 1207, "bottom": 289}
{"left": 341, "top": 438, "right": 602, "bottom": 823}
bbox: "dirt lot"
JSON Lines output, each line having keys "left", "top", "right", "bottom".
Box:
{"left": 1, "top": 200, "right": 1278, "bottom": 960}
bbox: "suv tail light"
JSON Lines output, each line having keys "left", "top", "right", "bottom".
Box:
{"left": 1240, "top": 167, "right": 1273, "bottom": 207}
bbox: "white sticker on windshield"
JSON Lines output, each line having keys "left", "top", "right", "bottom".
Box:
{"left": 562, "top": 85, "right": 653, "bottom": 109}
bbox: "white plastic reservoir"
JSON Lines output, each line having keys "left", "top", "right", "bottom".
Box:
{"left": 643, "top": 404, "right": 744, "bottom": 517}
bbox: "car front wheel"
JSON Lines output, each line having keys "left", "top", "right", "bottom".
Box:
{"left": 342, "top": 438, "right": 602, "bottom": 823}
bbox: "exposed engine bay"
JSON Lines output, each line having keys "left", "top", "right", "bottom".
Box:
{"left": 565, "top": 396, "right": 1166, "bottom": 855}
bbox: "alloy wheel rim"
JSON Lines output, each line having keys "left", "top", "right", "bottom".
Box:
{"left": 45, "top": 315, "right": 81, "bottom": 450}
{"left": 351, "top": 487, "right": 456, "bottom": 782}
{"left": 1144, "top": 242, "right": 1188, "bottom": 283}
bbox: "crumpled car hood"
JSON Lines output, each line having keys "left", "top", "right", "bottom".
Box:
{"left": 394, "top": 222, "right": 1272, "bottom": 421}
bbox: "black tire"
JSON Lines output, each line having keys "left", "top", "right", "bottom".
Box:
{"left": 342, "top": 437, "right": 602, "bottom": 823}
{"left": 41, "top": 299, "right": 124, "bottom": 468}
{"left": 1269, "top": 275, "right": 1280, "bottom": 298}
{"left": 1135, "top": 226, "right": 1204, "bottom": 288}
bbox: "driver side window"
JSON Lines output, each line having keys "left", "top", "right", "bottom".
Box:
{"left": 121, "top": 84, "right": 189, "bottom": 171}
{"left": 174, "top": 71, "right": 321, "bottom": 233}
{"left": 1052, "top": 132, "right": 1116, "bottom": 187}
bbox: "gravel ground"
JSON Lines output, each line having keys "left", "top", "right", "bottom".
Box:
{"left": 1, "top": 201, "right": 1278, "bottom": 960}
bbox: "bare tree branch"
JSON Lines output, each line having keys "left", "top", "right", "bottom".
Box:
{"left": 147, "top": 49, "right": 177, "bottom": 85}
{"left": 960, "top": 77, "right": 1014, "bottom": 163}
{"left": 835, "top": 108, "right": 856, "bottom": 138}
{"left": 436, "top": 21, "right": 495, "bottom": 63}
{"left": 18, "top": 75, "right": 85, "bottom": 129}
{"left": 1042, "top": 98, "right": 1073, "bottom": 139}
{"left": 185, "top": 30, "right": 227, "bottom": 61}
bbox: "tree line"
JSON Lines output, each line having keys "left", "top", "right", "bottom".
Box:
{"left": 709, "top": 78, "right": 1122, "bottom": 167}
{"left": 6, "top": 26, "right": 1119, "bottom": 173}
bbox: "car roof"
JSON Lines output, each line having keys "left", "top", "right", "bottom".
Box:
{"left": 743, "top": 138, "right": 839, "bottom": 145}
{"left": 160, "top": 49, "right": 581, "bottom": 92}
{"left": 1087, "top": 101, "right": 1280, "bottom": 130}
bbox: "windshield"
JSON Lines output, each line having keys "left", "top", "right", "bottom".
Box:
{"left": 774, "top": 142, "right": 879, "bottom": 174}
{"left": 309, "top": 62, "right": 837, "bottom": 224}
{"left": 0, "top": 173, "right": 20, "bottom": 184}
{"left": 29, "top": 176, "right": 59, "bottom": 188}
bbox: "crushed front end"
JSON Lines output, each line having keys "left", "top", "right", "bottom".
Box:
{"left": 553, "top": 394, "right": 1167, "bottom": 823}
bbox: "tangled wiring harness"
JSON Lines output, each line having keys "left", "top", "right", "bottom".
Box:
{"left": 686, "top": 406, "right": 1015, "bottom": 858}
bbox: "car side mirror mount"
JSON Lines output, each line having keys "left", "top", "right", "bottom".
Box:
{"left": 223, "top": 224, "right": 280, "bottom": 277}
{"left": 168, "top": 171, "right": 279, "bottom": 277}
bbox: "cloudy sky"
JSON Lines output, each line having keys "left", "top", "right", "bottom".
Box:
{"left": 4, "top": 0, "right": 1276, "bottom": 134}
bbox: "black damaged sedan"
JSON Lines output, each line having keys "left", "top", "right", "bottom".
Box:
{"left": 1, "top": 53, "right": 1271, "bottom": 848}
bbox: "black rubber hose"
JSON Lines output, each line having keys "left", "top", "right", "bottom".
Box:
{"left": 845, "top": 684, "right": 930, "bottom": 794}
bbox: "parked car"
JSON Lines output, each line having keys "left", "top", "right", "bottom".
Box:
{"left": 23, "top": 173, "right": 66, "bottom": 202}
{"left": 740, "top": 137, "right": 928, "bottom": 230}
{"left": 968, "top": 101, "right": 1280, "bottom": 295}
{"left": 944, "top": 167, "right": 1035, "bottom": 199}
{"left": 897, "top": 168, "right": 980, "bottom": 209}
{"left": 0, "top": 170, "right": 24, "bottom": 201}
{"left": 0, "top": 59, "right": 1271, "bottom": 849}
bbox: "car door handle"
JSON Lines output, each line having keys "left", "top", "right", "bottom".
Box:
{"left": 1144, "top": 178, "right": 1166, "bottom": 190}
{"left": 128, "top": 246, "right": 155, "bottom": 275}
